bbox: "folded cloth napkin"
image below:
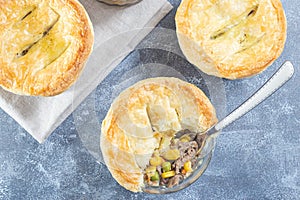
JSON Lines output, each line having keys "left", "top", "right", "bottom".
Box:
{"left": 0, "top": 0, "right": 172, "bottom": 143}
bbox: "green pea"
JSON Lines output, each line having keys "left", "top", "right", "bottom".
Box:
{"left": 162, "top": 161, "right": 171, "bottom": 172}
{"left": 150, "top": 171, "right": 159, "bottom": 181}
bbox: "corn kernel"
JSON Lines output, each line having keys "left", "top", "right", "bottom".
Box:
{"left": 184, "top": 161, "right": 193, "bottom": 172}
{"left": 161, "top": 170, "right": 175, "bottom": 179}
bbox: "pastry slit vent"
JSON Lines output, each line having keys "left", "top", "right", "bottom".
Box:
{"left": 13, "top": 7, "right": 60, "bottom": 58}
{"left": 21, "top": 10, "right": 33, "bottom": 21}
{"left": 42, "top": 42, "right": 70, "bottom": 70}
{"left": 42, "top": 21, "right": 56, "bottom": 37}
{"left": 210, "top": 5, "right": 259, "bottom": 40}
{"left": 235, "top": 33, "right": 265, "bottom": 54}
{"left": 146, "top": 105, "right": 155, "bottom": 132}
{"left": 17, "top": 42, "right": 38, "bottom": 57}
{"left": 175, "top": 108, "right": 180, "bottom": 124}
{"left": 19, "top": 6, "right": 37, "bottom": 21}
{"left": 16, "top": 16, "right": 60, "bottom": 58}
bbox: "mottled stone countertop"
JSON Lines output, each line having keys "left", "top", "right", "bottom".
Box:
{"left": 0, "top": 0, "right": 299, "bottom": 199}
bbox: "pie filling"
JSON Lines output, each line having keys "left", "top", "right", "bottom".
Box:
{"left": 140, "top": 95, "right": 206, "bottom": 188}
{"left": 144, "top": 129, "right": 206, "bottom": 188}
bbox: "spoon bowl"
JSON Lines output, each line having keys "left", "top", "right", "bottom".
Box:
{"left": 143, "top": 135, "right": 216, "bottom": 194}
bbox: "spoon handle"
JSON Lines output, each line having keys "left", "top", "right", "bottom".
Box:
{"left": 207, "top": 61, "right": 294, "bottom": 136}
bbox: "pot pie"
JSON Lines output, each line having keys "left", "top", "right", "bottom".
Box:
{"left": 0, "top": 0, "right": 94, "bottom": 96}
{"left": 100, "top": 77, "right": 217, "bottom": 192}
{"left": 175, "top": 0, "right": 287, "bottom": 79}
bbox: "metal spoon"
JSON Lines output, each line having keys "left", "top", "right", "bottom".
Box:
{"left": 145, "top": 61, "right": 294, "bottom": 194}
{"left": 186, "top": 61, "right": 295, "bottom": 152}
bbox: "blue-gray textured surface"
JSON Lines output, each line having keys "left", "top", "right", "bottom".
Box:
{"left": 0, "top": 0, "right": 300, "bottom": 199}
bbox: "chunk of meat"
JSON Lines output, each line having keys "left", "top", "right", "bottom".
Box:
{"left": 172, "top": 141, "right": 199, "bottom": 174}
{"left": 167, "top": 174, "right": 184, "bottom": 188}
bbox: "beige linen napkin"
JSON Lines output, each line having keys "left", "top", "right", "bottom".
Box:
{"left": 0, "top": 0, "right": 172, "bottom": 143}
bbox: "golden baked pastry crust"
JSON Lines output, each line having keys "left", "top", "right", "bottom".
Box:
{"left": 100, "top": 77, "right": 217, "bottom": 192}
{"left": 0, "top": 0, "right": 94, "bottom": 96}
{"left": 175, "top": 0, "right": 286, "bottom": 79}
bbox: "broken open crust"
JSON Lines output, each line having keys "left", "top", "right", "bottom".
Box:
{"left": 0, "top": 0, "right": 94, "bottom": 96}
{"left": 175, "top": 0, "right": 286, "bottom": 79}
{"left": 100, "top": 77, "right": 217, "bottom": 192}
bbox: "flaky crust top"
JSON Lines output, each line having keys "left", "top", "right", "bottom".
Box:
{"left": 0, "top": 0, "right": 94, "bottom": 96}
{"left": 100, "top": 77, "right": 217, "bottom": 192}
{"left": 175, "top": 0, "right": 286, "bottom": 79}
